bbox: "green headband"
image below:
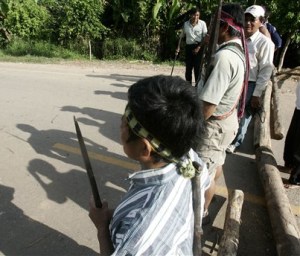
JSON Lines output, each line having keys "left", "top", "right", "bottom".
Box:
{"left": 124, "top": 106, "right": 195, "bottom": 178}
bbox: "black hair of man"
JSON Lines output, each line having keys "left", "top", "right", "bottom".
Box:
{"left": 189, "top": 7, "right": 200, "bottom": 16}
{"left": 221, "top": 3, "right": 245, "bottom": 38}
{"left": 127, "top": 75, "right": 205, "bottom": 158}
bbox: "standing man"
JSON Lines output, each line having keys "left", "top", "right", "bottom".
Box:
{"left": 227, "top": 5, "right": 274, "bottom": 153}
{"left": 176, "top": 7, "right": 207, "bottom": 85}
{"left": 196, "top": 3, "right": 248, "bottom": 221}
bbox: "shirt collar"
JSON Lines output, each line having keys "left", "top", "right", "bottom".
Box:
{"left": 248, "top": 30, "right": 260, "bottom": 41}
{"left": 218, "top": 38, "right": 242, "bottom": 48}
{"left": 128, "top": 162, "right": 180, "bottom": 186}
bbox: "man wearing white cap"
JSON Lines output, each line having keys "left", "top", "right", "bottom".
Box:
{"left": 227, "top": 4, "right": 274, "bottom": 153}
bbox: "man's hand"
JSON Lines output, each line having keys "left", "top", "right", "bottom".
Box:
{"left": 175, "top": 48, "right": 180, "bottom": 56}
{"left": 89, "top": 196, "right": 114, "bottom": 255}
{"left": 193, "top": 46, "right": 201, "bottom": 55}
{"left": 89, "top": 196, "right": 113, "bottom": 230}
{"left": 251, "top": 96, "right": 261, "bottom": 109}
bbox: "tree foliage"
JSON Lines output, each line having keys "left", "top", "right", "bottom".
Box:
{"left": 5, "top": 0, "right": 49, "bottom": 40}
{"left": 40, "top": 0, "right": 107, "bottom": 46}
{"left": 0, "top": 0, "right": 299, "bottom": 65}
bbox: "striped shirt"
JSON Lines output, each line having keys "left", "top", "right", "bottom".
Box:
{"left": 110, "top": 149, "right": 210, "bottom": 256}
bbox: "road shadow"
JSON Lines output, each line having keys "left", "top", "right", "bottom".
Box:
{"left": 94, "top": 90, "right": 127, "bottom": 101}
{"left": 86, "top": 73, "right": 145, "bottom": 83}
{"left": 60, "top": 106, "right": 122, "bottom": 144}
{"left": 221, "top": 129, "right": 277, "bottom": 255}
{"left": 27, "top": 158, "right": 129, "bottom": 209}
{"left": 0, "top": 184, "right": 98, "bottom": 256}
{"left": 16, "top": 124, "right": 134, "bottom": 208}
{"left": 201, "top": 195, "right": 227, "bottom": 255}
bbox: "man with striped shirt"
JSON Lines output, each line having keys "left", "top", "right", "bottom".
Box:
{"left": 89, "top": 75, "right": 210, "bottom": 255}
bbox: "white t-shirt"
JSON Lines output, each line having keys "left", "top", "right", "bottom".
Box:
{"left": 182, "top": 19, "right": 207, "bottom": 45}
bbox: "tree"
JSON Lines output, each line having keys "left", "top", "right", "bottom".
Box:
{"left": 263, "top": 0, "right": 300, "bottom": 71}
{"left": 40, "top": 0, "right": 107, "bottom": 47}
{"left": 0, "top": 0, "right": 11, "bottom": 43}
{"left": 4, "top": 0, "right": 49, "bottom": 41}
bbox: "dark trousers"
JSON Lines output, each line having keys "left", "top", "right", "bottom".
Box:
{"left": 284, "top": 108, "right": 300, "bottom": 168}
{"left": 185, "top": 44, "right": 201, "bottom": 84}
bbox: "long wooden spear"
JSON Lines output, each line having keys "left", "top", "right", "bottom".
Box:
{"left": 196, "top": 0, "right": 223, "bottom": 88}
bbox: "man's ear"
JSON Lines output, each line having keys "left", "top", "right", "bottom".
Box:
{"left": 221, "top": 22, "right": 229, "bottom": 32}
{"left": 139, "top": 138, "right": 153, "bottom": 161}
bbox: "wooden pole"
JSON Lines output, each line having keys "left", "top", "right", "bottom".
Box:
{"left": 217, "top": 190, "right": 244, "bottom": 256}
{"left": 256, "top": 146, "right": 300, "bottom": 255}
{"left": 271, "top": 70, "right": 284, "bottom": 140}
{"left": 254, "top": 83, "right": 272, "bottom": 149}
{"left": 254, "top": 83, "right": 300, "bottom": 256}
{"left": 192, "top": 162, "right": 202, "bottom": 256}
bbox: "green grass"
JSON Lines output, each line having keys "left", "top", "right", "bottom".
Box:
{"left": 0, "top": 39, "right": 89, "bottom": 63}
{"left": 0, "top": 39, "right": 184, "bottom": 67}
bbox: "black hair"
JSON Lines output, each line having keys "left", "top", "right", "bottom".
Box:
{"left": 190, "top": 7, "right": 200, "bottom": 16}
{"left": 221, "top": 3, "right": 245, "bottom": 38}
{"left": 127, "top": 75, "right": 205, "bottom": 159}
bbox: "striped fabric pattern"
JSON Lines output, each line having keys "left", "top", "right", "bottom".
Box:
{"left": 110, "top": 149, "right": 210, "bottom": 256}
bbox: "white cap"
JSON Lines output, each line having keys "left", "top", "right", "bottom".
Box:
{"left": 245, "top": 5, "right": 265, "bottom": 18}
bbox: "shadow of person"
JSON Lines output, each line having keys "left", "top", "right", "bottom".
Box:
{"left": 60, "top": 106, "right": 122, "bottom": 144}
{"left": 86, "top": 73, "right": 144, "bottom": 83}
{"left": 0, "top": 184, "right": 98, "bottom": 256}
{"left": 27, "top": 159, "right": 129, "bottom": 210}
{"left": 94, "top": 90, "right": 127, "bottom": 101}
{"left": 28, "top": 159, "right": 91, "bottom": 209}
{"left": 16, "top": 123, "right": 108, "bottom": 168}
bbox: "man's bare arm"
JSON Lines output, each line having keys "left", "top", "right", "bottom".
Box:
{"left": 202, "top": 101, "right": 217, "bottom": 120}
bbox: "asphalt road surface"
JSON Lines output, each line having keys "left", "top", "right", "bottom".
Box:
{"left": 0, "top": 61, "right": 299, "bottom": 256}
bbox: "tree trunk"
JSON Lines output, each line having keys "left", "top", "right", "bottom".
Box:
{"left": 254, "top": 80, "right": 300, "bottom": 256}
{"left": 270, "top": 70, "right": 284, "bottom": 140}
{"left": 256, "top": 146, "right": 300, "bottom": 256}
{"left": 277, "top": 34, "right": 291, "bottom": 73}
{"left": 254, "top": 83, "right": 272, "bottom": 148}
{"left": 217, "top": 190, "right": 244, "bottom": 256}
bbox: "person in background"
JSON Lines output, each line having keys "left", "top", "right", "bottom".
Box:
{"left": 176, "top": 7, "right": 207, "bottom": 85}
{"left": 227, "top": 5, "right": 274, "bottom": 153}
{"left": 283, "top": 81, "right": 300, "bottom": 186}
{"left": 261, "top": 7, "right": 282, "bottom": 51}
{"left": 89, "top": 75, "right": 210, "bottom": 255}
{"left": 196, "top": 3, "right": 247, "bottom": 223}
{"left": 261, "top": 7, "right": 282, "bottom": 66}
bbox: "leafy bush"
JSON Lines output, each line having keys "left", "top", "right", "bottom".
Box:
{"left": 5, "top": 0, "right": 50, "bottom": 40}
{"left": 40, "top": 0, "right": 107, "bottom": 47}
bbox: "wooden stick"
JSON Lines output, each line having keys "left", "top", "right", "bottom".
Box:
{"left": 217, "top": 190, "right": 244, "bottom": 256}
{"left": 192, "top": 161, "right": 202, "bottom": 256}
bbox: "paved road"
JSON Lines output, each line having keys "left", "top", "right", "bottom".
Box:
{"left": 0, "top": 61, "right": 298, "bottom": 255}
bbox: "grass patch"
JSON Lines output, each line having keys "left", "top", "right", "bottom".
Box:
{"left": 1, "top": 39, "right": 89, "bottom": 61}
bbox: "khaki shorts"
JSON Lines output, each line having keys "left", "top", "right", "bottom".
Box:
{"left": 197, "top": 110, "right": 238, "bottom": 177}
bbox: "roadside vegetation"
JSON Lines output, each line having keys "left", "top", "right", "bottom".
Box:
{"left": 0, "top": 0, "right": 299, "bottom": 71}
